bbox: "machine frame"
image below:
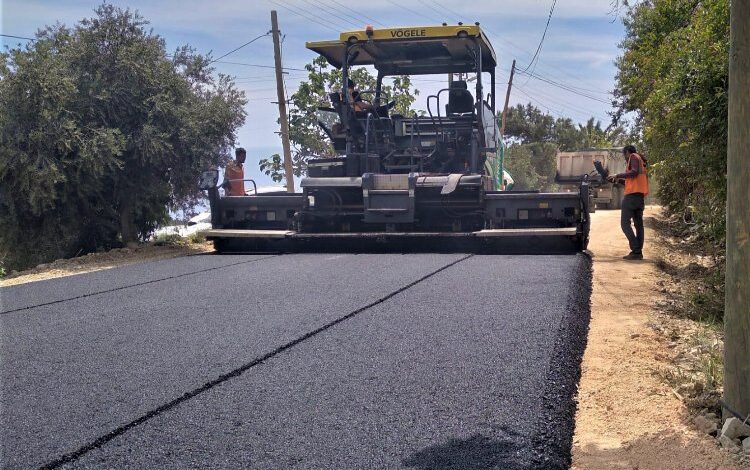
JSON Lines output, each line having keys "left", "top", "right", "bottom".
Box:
{"left": 200, "top": 25, "right": 592, "bottom": 253}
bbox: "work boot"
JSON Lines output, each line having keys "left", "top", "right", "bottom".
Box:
{"left": 623, "top": 252, "right": 643, "bottom": 260}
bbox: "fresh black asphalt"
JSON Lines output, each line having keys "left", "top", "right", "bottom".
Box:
{"left": 0, "top": 252, "right": 591, "bottom": 469}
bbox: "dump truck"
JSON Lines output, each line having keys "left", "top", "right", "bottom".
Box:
{"left": 199, "top": 24, "right": 592, "bottom": 253}
{"left": 556, "top": 149, "right": 625, "bottom": 210}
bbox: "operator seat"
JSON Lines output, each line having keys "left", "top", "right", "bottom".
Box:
{"left": 446, "top": 80, "right": 474, "bottom": 115}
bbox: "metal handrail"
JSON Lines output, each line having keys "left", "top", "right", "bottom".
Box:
{"left": 224, "top": 178, "right": 258, "bottom": 195}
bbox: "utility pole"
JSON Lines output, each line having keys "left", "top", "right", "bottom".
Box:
{"left": 724, "top": 0, "right": 750, "bottom": 420}
{"left": 271, "top": 10, "right": 295, "bottom": 193}
{"left": 500, "top": 59, "right": 516, "bottom": 137}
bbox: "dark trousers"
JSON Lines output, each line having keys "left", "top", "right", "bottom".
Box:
{"left": 621, "top": 193, "right": 645, "bottom": 253}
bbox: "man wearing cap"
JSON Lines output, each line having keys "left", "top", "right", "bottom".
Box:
{"left": 608, "top": 145, "right": 649, "bottom": 260}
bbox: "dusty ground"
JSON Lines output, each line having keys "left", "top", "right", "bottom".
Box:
{"left": 572, "top": 206, "right": 744, "bottom": 470}
{"left": 0, "top": 242, "right": 214, "bottom": 287}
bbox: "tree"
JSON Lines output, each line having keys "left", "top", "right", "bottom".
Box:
{"left": 504, "top": 104, "right": 627, "bottom": 151}
{"left": 259, "top": 56, "right": 419, "bottom": 182}
{"left": 0, "top": 5, "right": 246, "bottom": 270}
{"left": 501, "top": 103, "right": 628, "bottom": 190}
{"left": 615, "top": 0, "right": 729, "bottom": 240}
{"left": 504, "top": 142, "right": 559, "bottom": 191}
{"left": 504, "top": 103, "right": 556, "bottom": 144}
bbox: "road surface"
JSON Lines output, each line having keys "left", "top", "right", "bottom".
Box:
{"left": 1, "top": 253, "right": 591, "bottom": 469}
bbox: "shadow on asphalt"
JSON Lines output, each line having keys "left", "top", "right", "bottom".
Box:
{"left": 402, "top": 433, "right": 526, "bottom": 470}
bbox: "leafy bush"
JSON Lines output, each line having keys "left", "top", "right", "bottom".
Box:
{"left": 187, "top": 232, "right": 206, "bottom": 244}
{"left": 153, "top": 234, "right": 187, "bottom": 247}
{"left": 0, "top": 5, "right": 246, "bottom": 271}
{"left": 615, "top": 0, "right": 729, "bottom": 243}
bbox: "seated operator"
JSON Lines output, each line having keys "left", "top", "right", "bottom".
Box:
{"left": 346, "top": 78, "right": 374, "bottom": 113}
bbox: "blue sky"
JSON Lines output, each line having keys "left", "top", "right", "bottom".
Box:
{"left": 2, "top": 0, "right": 625, "bottom": 187}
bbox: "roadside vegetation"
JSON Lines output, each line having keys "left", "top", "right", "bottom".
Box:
{"left": 152, "top": 232, "right": 207, "bottom": 247}
{"left": 651, "top": 212, "right": 726, "bottom": 415}
{"left": 614, "top": 0, "right": 732, "bottom": 437}
{"left": 615, "top": 0, "right": 728, "bottom": 245}
{"left": 0, "top": 5, "right": 246, "bottom": 272}
{"left": 502, "top": 104, "right": 632, "bottom": 190}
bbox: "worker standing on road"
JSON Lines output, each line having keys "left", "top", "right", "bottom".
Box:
{"left": 224, "top": 148, "right": 246, "bottom": 196}
{"left": 608, "top": 145, "right": 649, "bottom": 260}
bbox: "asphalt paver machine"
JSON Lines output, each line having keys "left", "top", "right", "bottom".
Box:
{"left": 200, "top": 24, "right": 591, "bottom": 253}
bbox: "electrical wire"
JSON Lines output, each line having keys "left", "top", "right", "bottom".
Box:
{"left": 516, "top": 70, "right": 612, "bottom": 104}
{"left": 386, "top": 0, "right": 444, "bottom": 24}
{"left": 214, "top": 60, "right": 307, "bottom": 71}
{"left": 515, "top": 84, "right": 609, "bottom": 123}
{"left": 516, "top": 69, "right": 612, "bottom": 96}
{"left": 210, "top": 32, "right": 271, "bottom": 63}
{"left": 326, "top": 0, "right": 386, "bottom": 27}
{"left": 267, "top": 0, "right": 346, "bottom": 33}
{"left": 0, "top": 33, "right": 36, "bottom": 41}
{"left": 280, "top": 34, "right": 293, "bottom": 124}
{"left": 518, "top": 0, "right": 557, "bottom": 74}
{"left": 513, "top": 87, "right": 568, "bottom": 119}
{"left": 416, "top": 0, "right": 450, "bottom": 23}
{"left": 428, "top": 0, "right": 605, "bottom": 92}
{"left": 300, "top": 0, "right": 360, "bottom": 29}
{"left": 428, "top": 0, "right": 459, "bottom": 21}
{"left": 234, "top": 74, "right": 308, "bottom": 83}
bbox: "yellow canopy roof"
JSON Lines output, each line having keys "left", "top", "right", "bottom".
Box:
{"left": 306, "top": 25, "right": 498, "bottom": 75}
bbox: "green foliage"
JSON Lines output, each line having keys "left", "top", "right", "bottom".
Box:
{"left": 502, "top": 103, "right": 629, "bottom": 189}
{"left": 187, "top": 231, "right": 206, "bottom": 244}
{"left": 504, "top": 104, "right": 627, "bottom": 151}
{"left": 0, "top": 5, "right": 246, "bottom": 270}
{"left": 615, "top": 0, "right": 729, "bottom": 242}
{"left": 153, "top": 233, "right": 187, "bottom": 247}
{"left": 259, "top": 56, "right": 419, "bottom": 182}
{"left": 504, "top": 142, "right": 559, "bottom": 191}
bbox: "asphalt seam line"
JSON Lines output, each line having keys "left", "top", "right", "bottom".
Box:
{"left": 38, "top": 254, "right": 473, "bottom": 470}
{"left": 0, "top": 255, "right": 280, "bottom": 315}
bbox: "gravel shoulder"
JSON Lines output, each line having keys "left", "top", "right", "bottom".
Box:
{"left": 1, "top": 242, "right": 214, "bottom": 287}
{"left": 571, "top": 207, "right": 742, "bottom": 470}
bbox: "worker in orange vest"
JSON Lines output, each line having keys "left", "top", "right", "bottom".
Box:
{"left": 608, "top": 145, "right": 649, "bottom": 260}
{"left": 224, "top": 148, "right": 246, "bottom": 196}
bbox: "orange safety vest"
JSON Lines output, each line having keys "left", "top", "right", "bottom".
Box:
{"left": 225, "top": 161, "right": 245, "bottom": 196}
{"left": 625, "top": 153, "right": 649, "bottom": 196}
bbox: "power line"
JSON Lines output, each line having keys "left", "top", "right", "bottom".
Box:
{"left": 300, "top": 0, "right": 359, "bottom": 29}
{"left": 267, "top": 0, "right": 345, "bottom": 33}
{"left": 428, "top": 1, "right": 606, "bottom": 92}
{"left": 0, "top": 33, "right": 36, "bottom": 41}
{"left": 516, "top": 69, "right": 612, "bottom": 104}
{"left": 326, "top": 0, "right": 386, "bottom": 27}
{"left": 516, "top": 69, "right": 612, "bottom": 96}
{"left": 513, "top": 87, "right": 568, "bottom": 119}
{"left": 518, "top": 0, "right": 557, "bottom": 74}
{"left": 515, "top": 84, "right": 609, "bottom": 123}
{"left": 416, "top": 0, "right": 451, "bottom": 23}
{"left": 210, "top": 32, "right": 271, "bottom": 63}
{"left": 387, "top": 0, "right": 443, "bottom": 24}
{"left": 428, "top": 0, "right": 460, "bottom": 21}
{"left": 235, "top": 74, "right": 308, "bottom": 83}
{"left": 214, "top": 60, "right": 307, "bottom": 71}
